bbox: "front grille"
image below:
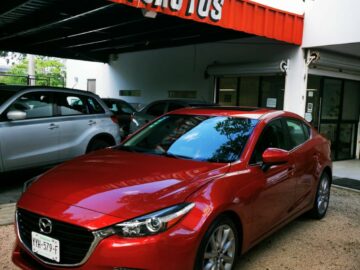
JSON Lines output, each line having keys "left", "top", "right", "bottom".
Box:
{"left": 17, "top": 208, "right": 95, "bottom": 265}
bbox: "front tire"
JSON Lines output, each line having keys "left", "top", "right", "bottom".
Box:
{"left": 309, "top": 172, "right": 331, "bottom": 219}
{"left": 195, "top": 216, "right": 238, "bottom": 270}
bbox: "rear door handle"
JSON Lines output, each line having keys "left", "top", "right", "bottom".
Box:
{"left": 88, "top": 120, "right": 97, "bottom": 126}
{"left": 48, "top": 123, "right": 59, "bottom": 130}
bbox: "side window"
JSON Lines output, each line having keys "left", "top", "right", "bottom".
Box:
{"left": 87, "top": 97, "right": 105, "bottom": 114}
{"left": 118, "top": 101, "right": 135, "bottom": 114}
{"left": 168, "top": 103, "right": 185, "bottom": 112}
{"left": 302, "top": 123, "right": 311, "bottom": 139}
{"left": 8, "top": 92, "right": 53, "bottom": 119}
{"left": 285, "top": 119, "right": 307, "bottom": 149}
{"left": 146, "top": 102, "right": 166, "bottom": 117}
{"left": 56, "top": 94, "right": 88, "bottom": 116}
{"left": 250, "top": 119, "right": 287, "bottom": 164}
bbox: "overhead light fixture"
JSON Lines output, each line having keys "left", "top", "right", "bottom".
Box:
{"left": 142, "top": 9, "right": 157, "bottom": 19}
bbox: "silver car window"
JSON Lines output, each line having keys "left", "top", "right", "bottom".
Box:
{"left": 8, "top": 92, "right": 53, "bottom": 119}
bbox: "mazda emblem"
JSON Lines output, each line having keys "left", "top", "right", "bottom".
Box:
{"left": 39, "top": 217, "right": 52, "bottom": 234}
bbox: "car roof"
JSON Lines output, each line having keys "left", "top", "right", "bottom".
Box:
{"left": 168, "top": 106, "right": 305, "bottom": 121}
{"left": 149, "top": 99, "right": 213, "bottom": 105}
{"left": 0, "top": 85, "right": 98, "bottom": 96}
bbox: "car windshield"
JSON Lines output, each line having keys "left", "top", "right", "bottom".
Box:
{"left": 0, "top": 90, "right": 15, "bottom": 106}
{"left": 119, "top": 115, "right": 258, "bottom": 163}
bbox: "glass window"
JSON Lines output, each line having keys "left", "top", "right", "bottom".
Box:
{"left": 238, "top": 77, "right": 259, "bottom": 107}
{"left": 56, "top": 94, "right": 88, "bottom": 116}
{"left": 285, "top": 119, "right": 307, "bottom": 149}
{"left": 87, "top": 97, "right": 105, "bottom": 114}
{"left": 146, "top": 102, "right": 166, "bottom": 117}
{"left": 121, "top": 115, "right": 258, "bottom": 163}
{"left": 260, "top": 76, "right": 285, "bottom": 110}
{"left": 218, "top": 78, "right": 237, "bottom": 106}
{"left": 321, "top": 79, "right": 342, "bottom": 120}
{"left": 9, "top": 92, "right": 53, "bottom": 119}
{"left": 168, "top": 103, "right": 185, "bottom": 112}
{"left": 250, "top": 119, "right": 286, "bottom": 164}
{"left": 302, "top": 123, "right": 311, "bottom": 139}
{"left": 0, "top": 90, "right": 14, "bottom": 106}
{"left": 118, "top": 101, "right": 135, "bottom": 114}
{"left": 342, "top": 80, "right": 360, "bottom": 121}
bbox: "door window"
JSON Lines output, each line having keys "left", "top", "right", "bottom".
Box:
{"left": 56, "top": 94, "right": 88, "bottom": 116}
{"left": 87, "top": 97, "right": 105, "bottom": 114}
{"left": 285, "top": 119, "right": 308, "bottom": 149}
{"left": 146, "top": 102, "right": 166, "bottom": 117}
{"left": 250, "top": 119, "right": 287, "bottom": 164}
{"left": 8, "top": 92, "right": 53, "bottom": 119}
{"left": 168, "top": 103, "right": 185, "bottom": 112}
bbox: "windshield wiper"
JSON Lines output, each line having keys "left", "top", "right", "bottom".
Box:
{"left": 161, "top": 152, "right": 193, "bottom": 160}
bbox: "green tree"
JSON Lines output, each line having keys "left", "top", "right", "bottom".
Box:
{"left": 0, "top": 56, "right": 66, "bottom": 87}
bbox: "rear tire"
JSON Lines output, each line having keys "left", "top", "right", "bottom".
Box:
{"left": 309, "top": 172, "right": 331, "bottom": 219}
{"left": 86, "top": 139, "right": 110, "bottom": 153}
{"left": 195, "top": 216, "right": 239, "bottom": 270}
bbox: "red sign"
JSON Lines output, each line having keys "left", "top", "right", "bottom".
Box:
{"left": 110, "top": 0, "right": 304, "bottom": 45}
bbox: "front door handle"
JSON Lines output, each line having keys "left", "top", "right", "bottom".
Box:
{"left": 48, "top": 123, "right": 59, "bottom": 130}
{"left": 88, "top": 120, "right": 97, "bottom": 126}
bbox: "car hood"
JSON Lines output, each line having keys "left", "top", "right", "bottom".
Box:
{"left": 26, "top": 148, "right": 230, "bottom": 222}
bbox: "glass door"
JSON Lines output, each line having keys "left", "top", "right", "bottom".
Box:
{"left": 306, "top": 75, "right": 360, "bottom": 160}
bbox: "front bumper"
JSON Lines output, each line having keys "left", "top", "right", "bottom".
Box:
{"left": 13, "top": 219, "right": 200, "bottom": 270}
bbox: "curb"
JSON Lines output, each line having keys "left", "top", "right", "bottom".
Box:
{"left": 332, "top": 185, "right": 360, "bottom": 194}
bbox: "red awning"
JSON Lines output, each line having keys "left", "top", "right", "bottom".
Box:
{"left": 110, "top": 0, "right": 304, "bottom": 45}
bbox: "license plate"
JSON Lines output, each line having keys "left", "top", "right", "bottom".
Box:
{"left": 31, "top": 232, "right": 60, "bottom": 262}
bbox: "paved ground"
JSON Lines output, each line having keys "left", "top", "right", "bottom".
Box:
{"left": 0, "top": 168, "right": 49, "bottom": 205}
{"left": 0, "top": 187, "right": 359, "bottom": 270}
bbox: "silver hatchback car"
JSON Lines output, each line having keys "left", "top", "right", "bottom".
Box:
{"left": 0, "top": 86, "right": 121, "bottom": 173}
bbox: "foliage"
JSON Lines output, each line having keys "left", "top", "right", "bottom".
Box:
{"left": 0, "top": 56, "right": 66, "bottom": 87}
{"left": 0, "top": 51, "right": 26, "bottom": 65}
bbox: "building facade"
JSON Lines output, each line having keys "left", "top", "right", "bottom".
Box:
{"left": 66, "top": 0, "right": 360, "bottom": 160}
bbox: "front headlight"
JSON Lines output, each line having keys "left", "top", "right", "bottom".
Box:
{"left": 95, "top": 203, "right": 195, "bottom": 238}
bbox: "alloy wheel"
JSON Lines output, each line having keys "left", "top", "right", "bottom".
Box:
{"left": 317, "top": 174, "right": 330, "bottom": 215}
{"left": 203, "top": 224, "right": 236, "bottom": 270}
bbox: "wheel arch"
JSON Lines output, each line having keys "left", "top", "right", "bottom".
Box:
{"left": 322, "top": 166, "right": 333, "bottom": 183}
{"left": 86, "top": 133, "right": 116, "bottom": 153}
{"left": 219, "top": 210, "right": 244, "bottom": 254}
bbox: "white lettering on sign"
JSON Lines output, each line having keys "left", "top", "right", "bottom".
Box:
{"left": 140, "top": 0, "right": 224, "bottom": 22}
{"left": 170, "top": 0, "right": 183, "bottom": 11}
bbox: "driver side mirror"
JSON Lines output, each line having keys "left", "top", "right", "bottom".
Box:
{"left": 261, "top": 148, "right": 289, "bottom": 171}
{"left": 7, "top": 110, "right": 27, "bottom": 121}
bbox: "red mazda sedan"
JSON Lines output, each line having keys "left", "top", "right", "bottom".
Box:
{"left": 12, "top": 107, "right": 332, "bottom": 270}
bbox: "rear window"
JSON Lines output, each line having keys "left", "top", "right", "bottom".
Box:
{"left": 87, "top": 97, "right": 105, "bottom": 114}
{"left": 285, "top": 119, "right": 308, "bottom": 149}
{"left": 0, "top": 90, "right": 15, "bottom": 106}
{"left": 56, "top": 93, "right": 88, "bottom": 116}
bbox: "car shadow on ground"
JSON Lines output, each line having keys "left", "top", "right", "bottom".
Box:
{"left": 235, "top": 215, "right": 313, "bottom": 269}
{"left": 0, "top": 167, "right": 51, "bottom": 204}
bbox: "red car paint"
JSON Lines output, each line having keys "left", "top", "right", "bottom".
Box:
{"left": 12, "top": 108, "right": 332, "bottom": 270}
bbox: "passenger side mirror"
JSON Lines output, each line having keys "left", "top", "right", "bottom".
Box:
{"left": 261, "top": 148, "right": 289, "bottom": 171}
{"left": 7, "top": 110, "right": 27, "bottom": 121}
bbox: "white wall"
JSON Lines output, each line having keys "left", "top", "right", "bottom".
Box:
{"left": 66, "top": 59, "right": 107, "bottom": 93}
{"left": 103, "top": 37, "right": 298, "bottom": 105}
{"left": 250, "top": 0, "right": 304, "bottom": 15}
{"left": 303, "top": 0, "right": 360, "bottom": 47}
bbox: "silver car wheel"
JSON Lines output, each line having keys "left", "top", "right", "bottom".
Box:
{"left": 317, "top": 174, "right": 330, "bottom": 215}
{"left": 203, "top": 225, "right": 236, "bottom": 270}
